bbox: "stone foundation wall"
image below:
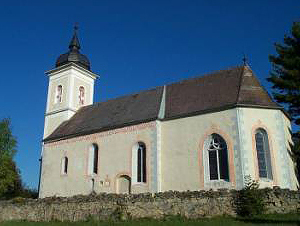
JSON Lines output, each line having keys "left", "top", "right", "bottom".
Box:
{"left": 0, "top": 188, "right": 299, "bottom": 222}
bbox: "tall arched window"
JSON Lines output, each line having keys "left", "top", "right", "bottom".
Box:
{"left": 132, "top": 142, "right": 147, "bottom": 183}
{"left": 89, "top": 143, "right": 99, "bottom": 175}
{"left": 55, "top": 85, "right": 63, "bottom": 103}
{"left": 61, "top": 156, "right": 68, "bottom": 175}
{"left": 93, "top": 144, "right": 99, "bottom": 174}
{"left": 137, "top": 142, "right": 146, "bottom": 183}
{"left": 255, "top": 129, "right": 273, "bottom": 179}
{"left": 207, "top": 134, "right": 229, "bottom": 181}
{"left": 79, "top": 86, "right": 85, "bottom": 105}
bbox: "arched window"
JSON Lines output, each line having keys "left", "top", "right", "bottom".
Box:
{"left": 79, "top": 86, "right": 85, "bottom": 105}
{"left": 137, "top": 142, "right": 146, "bottom": 183}
{"left": 89, "top": 143, "right": 99, "bottom": 175}
{"left": 93, "top": 144, "right": 99, "bottom": 174}
{"left": 255, "top": 129, "right": 273, "bottom": 179}
{"left": 61, "top": 156, "right": 68, "bottom": 175}
{"left": 55, "top": 85, "right": 63, "bottom": 103}
{"left": 207, "top": 134, "right": 229, "bottom": 181}
{"left": 132, "top": 142, "right": 147, "bottom": 183}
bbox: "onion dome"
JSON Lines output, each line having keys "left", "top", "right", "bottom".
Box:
{"left": 56, "top": 25, "right": 91, "bottom": 70}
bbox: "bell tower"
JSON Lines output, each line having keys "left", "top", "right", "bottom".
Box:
{"left": 43, "top": 26, "right": 98, "bottom": 139}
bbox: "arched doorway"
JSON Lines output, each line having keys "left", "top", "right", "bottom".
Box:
{"left": 116, "top": 175, "right": 131, "bottom": 194}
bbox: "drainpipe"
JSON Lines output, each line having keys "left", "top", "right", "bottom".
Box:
{"left": 37, "top": 157, "right": 42, "bottom": 197}
{"left": 91, "top": 178, "right": 95, "bottom": 193}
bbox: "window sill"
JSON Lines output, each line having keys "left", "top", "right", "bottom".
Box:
{"left": 258, "top": 178, "right": 274, "bottom": 189}
{"left": 86, "top": 174, "right": 98, "bottom": 178}
{"left": 259, "top": 178, "right": 273, "bottom": 186}
{"left": 259, "top": 178, "right": 273, "bottom": 182}
{"left": 204, "top": 180, "right": 232, "bottom": 189}
{"left": 132, "top": 182, "right": 147, "bottom": 186}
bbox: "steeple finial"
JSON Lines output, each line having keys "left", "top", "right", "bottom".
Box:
{"left": 242, "top": 53, "right": 249, "bottom": 67}
{"left": 74, "top": 22, "right": 79, "bottom": 31}
{"left": 56, "top": 24, "right": 91, "bottom": 70}
{"left": 69, "top": 23, "right": 81, "bottom": 50}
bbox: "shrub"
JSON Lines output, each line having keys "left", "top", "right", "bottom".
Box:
{"left": 236, "top": 175, "right": 265, "bottom": 217}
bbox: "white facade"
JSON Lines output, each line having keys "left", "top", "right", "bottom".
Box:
{"left": 43, "top": 63, "right": 98, "bottom": 138}
{"left": 39, "top": 106, "right": 298, "bottom": 198}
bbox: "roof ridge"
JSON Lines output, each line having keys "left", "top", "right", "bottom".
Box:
{"left": 235, "top": 66, "right": 281, "bottom": 108}
{"left": 235, "top": 66, "right": 246, "bottom": 104}
{"left": 256, "top": 76, "right": 281, "bottom": 108}
{"left": 165, "top": 65, "right": 244, "bottom": 86}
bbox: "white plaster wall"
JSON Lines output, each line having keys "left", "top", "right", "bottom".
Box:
{"left": 46, "top": 74, "right": 70, "bottom": 113}
{"left": 43, "top": 112, "right": 74, "bottom": 139}
{"left": 72, "top": 76, "right": 93, "bottom": 108}
{"left": 160, "top": 109, "right": 238, "bottom": 192}
{"left": 282, "top": 114, "right": 299, "bottom": 189}
{"left": 69, "top": 67, "right": 95, "bottom": 109}
{"left": 159, "top": 107, "right": 297, "bottom": 191}
{"left": 236, "top": 107, "right": 297, "bottom": 189}
{"left": 43, "top": 65, "right": 97, "bottom": 139}
{"left": 40, "top": 107, "right": 297, "bottom": 198}
{"left": 40, "top": 122, "right": 158, "bottom": 198}
{"left": 46, "top": 67, "right": 95, "bottom": 113}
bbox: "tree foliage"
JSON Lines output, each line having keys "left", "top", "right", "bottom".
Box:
{"left": 0, "top": 118, "right": 21, "bottom": 197}
{"left": 268, "top": 22, "right": 300, "bottom": 185}
{"left": 0, "top": 118, "right": 17, "bottom": 157}
{"left": 268, "top": 22, "right": 300, "bottom": 126}
{"left": 236, "top": 175, "right": 265, "bottom": 217}
{"left": 0, "top": 118, "right": 38, "bottom": 199}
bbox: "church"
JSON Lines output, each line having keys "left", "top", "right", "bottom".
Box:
{"left": 39, "top": 28, "right": 298, "bottom": 198}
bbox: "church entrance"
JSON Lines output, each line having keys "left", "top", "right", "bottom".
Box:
{"left": 116, "top": 175, "right": 131, "bottom": 194}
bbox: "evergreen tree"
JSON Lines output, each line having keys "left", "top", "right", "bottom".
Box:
{"left": 0, "top": 118, "right": 20, "bottom": 197}
{"left": 267, "top": 22, "right": 300, "bottom": 126}
{"left": 268, "top": 21, "right": 300, "bottom": 184}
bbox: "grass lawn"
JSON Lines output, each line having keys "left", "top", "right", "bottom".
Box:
{"left": 0, "top": 214, "right": 300, "bottom": 226}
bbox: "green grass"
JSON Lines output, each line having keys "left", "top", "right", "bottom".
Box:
{"left": 1, "top": 214, "right": 300, "bottom": 226}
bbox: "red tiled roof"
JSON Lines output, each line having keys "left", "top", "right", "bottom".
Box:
{"left": 44, "top": 66, "right": 281, "bottom": 142}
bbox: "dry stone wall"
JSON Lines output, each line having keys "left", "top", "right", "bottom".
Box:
{"left": 0, "top": 188, "right": 299, "bottom": 222}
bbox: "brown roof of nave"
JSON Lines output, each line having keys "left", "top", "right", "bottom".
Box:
{"left": 44, "top": 66, "right": 282, "bottom": 143}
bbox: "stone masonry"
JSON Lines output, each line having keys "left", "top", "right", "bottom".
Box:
{"left": 0, "top": 188, "right": 299, "bottom": 222}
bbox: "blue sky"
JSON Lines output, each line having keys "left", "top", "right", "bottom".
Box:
{"left": 0, "top": 0, "right": 299, "bottom": 189}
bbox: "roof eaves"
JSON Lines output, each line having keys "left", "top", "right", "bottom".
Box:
{"left": 162, "top": 104, "right": 238, "bottom": 121}
{"left": 161, "top": 103, "right": 287, "bottom": 122}
{"left": 43, "top": 117, "right": 158, "bottom": 144}
{"left": 235, "top": 103, "right": 290, "bottom": 120}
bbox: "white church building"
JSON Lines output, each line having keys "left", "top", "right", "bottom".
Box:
{"left": 39, "top": 28, "right": 298, "bottom": 198}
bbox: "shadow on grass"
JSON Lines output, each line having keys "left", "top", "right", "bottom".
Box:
{"left": 1, "top": 214, "right": 300, "bottom": 226}
{"left": 236, "top": 214, "right": 300, "bottom": 225}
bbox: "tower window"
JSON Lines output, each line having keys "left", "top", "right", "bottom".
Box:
{"left": 55, "top": 85, "right": 63, "bottom": 103}
{"left": 255, "top": 129, "right": 273, "bottom": 179}
{"left": 79, "top": 86, "right": 85, "bottom": 105}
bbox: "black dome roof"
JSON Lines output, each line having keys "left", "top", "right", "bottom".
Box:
{"left": 56, "top": 27, "right": 91, "bottom": 70}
